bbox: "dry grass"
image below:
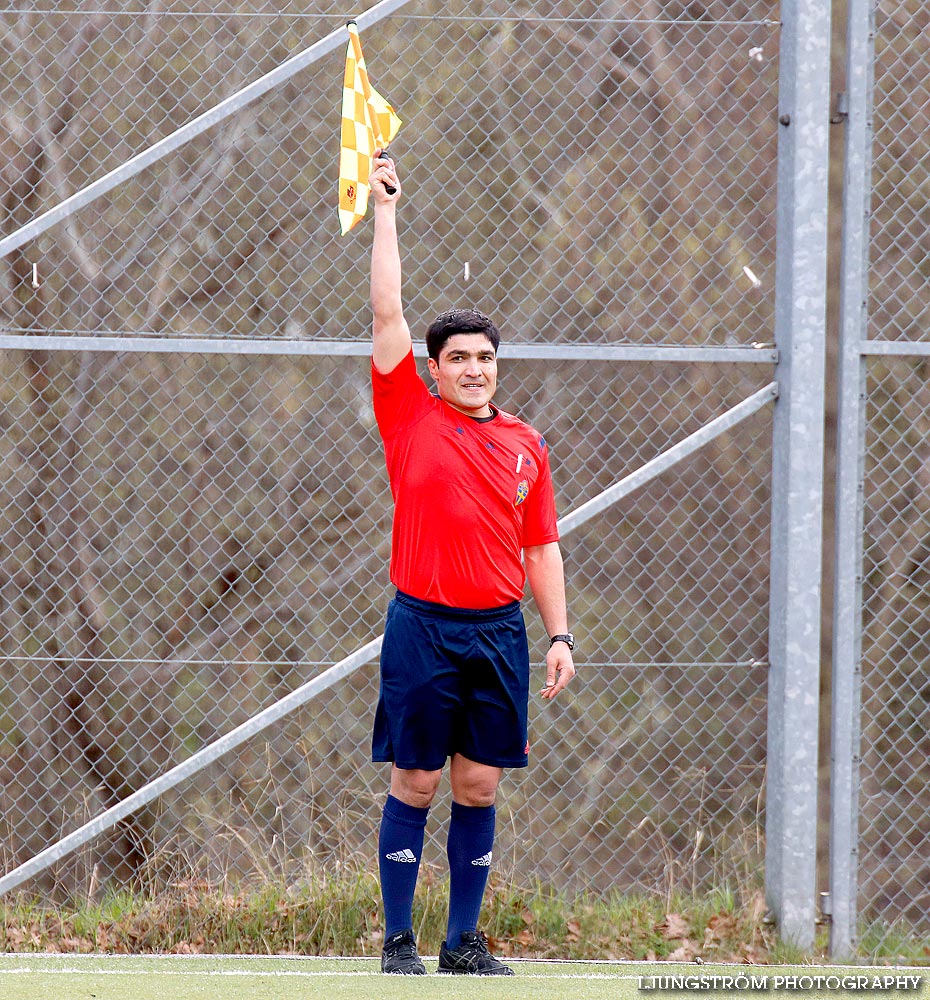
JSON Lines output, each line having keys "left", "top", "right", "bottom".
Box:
{"left": 5, "top": 860, "right": 929, "bottom": 965}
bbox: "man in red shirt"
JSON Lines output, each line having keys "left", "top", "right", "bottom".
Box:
{"left": 369, "top": 151, "right": 575, "bottom": 976}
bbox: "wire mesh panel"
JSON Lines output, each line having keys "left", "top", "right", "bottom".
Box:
{"left": 853, "top": 0, "right": 930, "bottom": 939}
{"left": 0, "top": 352, "right": 773, "bottom": 897}
{"left": 859, "top": 359, "right": 930, "bottom": 934}
{"left": 868, "top": 0, "right": 930, "bottom": 345}
{"left": 0, "top": 1, "right": 779, "bottom": 345}
{"left": 1, "top": 0, "right": 779, "bottom": 904}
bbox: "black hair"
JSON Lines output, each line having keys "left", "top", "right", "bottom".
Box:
{"left": 425, "top": 308, "right": 501, "bottom": 361}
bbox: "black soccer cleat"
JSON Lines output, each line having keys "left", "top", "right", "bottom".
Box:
{"left": 381, "top": 928, "right": 426, "bottom": 974}
{"left": 437, "top": 930, "right": 515, "bottom": 975}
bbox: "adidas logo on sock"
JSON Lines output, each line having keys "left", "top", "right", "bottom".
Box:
{"left": 385, "top": 849, "right": 417, "bottom": 863}
{"left": 470, "top": 851, "right": 493, "bottom": 867}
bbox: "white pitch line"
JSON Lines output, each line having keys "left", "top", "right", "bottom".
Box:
{"left": 0, "top": 966, "right": 634, "bottom": 981}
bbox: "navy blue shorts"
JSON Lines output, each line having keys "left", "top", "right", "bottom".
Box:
{"left": 371, "top": 591, "right": 530, "bottom": 771}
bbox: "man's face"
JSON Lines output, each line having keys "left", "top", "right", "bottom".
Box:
{"left": 427, "top": 333, "right": 498, "bottom": 418}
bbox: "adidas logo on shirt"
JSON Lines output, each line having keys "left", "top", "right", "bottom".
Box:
{"left": 471, "top": 851, "right": 493, "bottom": 867}
{"left": 385, "top": 849, "right": 417, "bottom": 863}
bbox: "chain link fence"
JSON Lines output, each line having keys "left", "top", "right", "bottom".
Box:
{"left": 2, "top": 1, "right": 781, "bottom": 909}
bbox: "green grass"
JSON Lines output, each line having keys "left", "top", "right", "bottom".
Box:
{"left": 0, "top": 955, "right": 929, "bottom": 1000}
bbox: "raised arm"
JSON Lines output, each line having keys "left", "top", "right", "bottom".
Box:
{"left": 370, "top": 151, "right": 412, "bottom": 374}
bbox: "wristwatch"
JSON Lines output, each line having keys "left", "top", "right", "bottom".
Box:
{"left": 548, "top": 633, "right": 575, "bottom": 650}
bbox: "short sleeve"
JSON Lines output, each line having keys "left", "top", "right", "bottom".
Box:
{"left": 371, "top": 349, "right": 431, "bottom": 440}
{"left": 520, "top": 435, "right": 560, "bottom": 546}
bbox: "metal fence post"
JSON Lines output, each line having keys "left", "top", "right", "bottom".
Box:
{"left": 765, "top": 0, "right": 831, "bottom": 949}
{"left": 828, "top": 0, "right": 875, "bottom": 960}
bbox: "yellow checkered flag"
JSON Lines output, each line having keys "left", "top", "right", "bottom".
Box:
{"left": 339, "top": 21, "right": 402, "bottom": 235}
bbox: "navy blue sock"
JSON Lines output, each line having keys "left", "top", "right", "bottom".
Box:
{"left": 378, "top": 794, "right": 429, "bottom": 938}
{"left": 445, "top": 801, "right": 496, "bottom": 947}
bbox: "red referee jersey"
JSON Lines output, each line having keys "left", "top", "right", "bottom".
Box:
{"left": 372, "top": 350, "right": 560, "bottom": 609}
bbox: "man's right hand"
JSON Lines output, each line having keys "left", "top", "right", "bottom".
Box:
{"left": 371, "top": 148, "right": 401, "bottom": 205}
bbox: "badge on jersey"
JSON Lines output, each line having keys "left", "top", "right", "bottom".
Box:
{"left": 514, "top": 479, "right": 529, "bottom": 506}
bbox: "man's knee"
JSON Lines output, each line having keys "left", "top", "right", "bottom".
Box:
{"left": 450, "top": 756, "right": 501, "bottom": 807}
{"left": 390, "top": 766, "right": 442, "bottom": 808}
